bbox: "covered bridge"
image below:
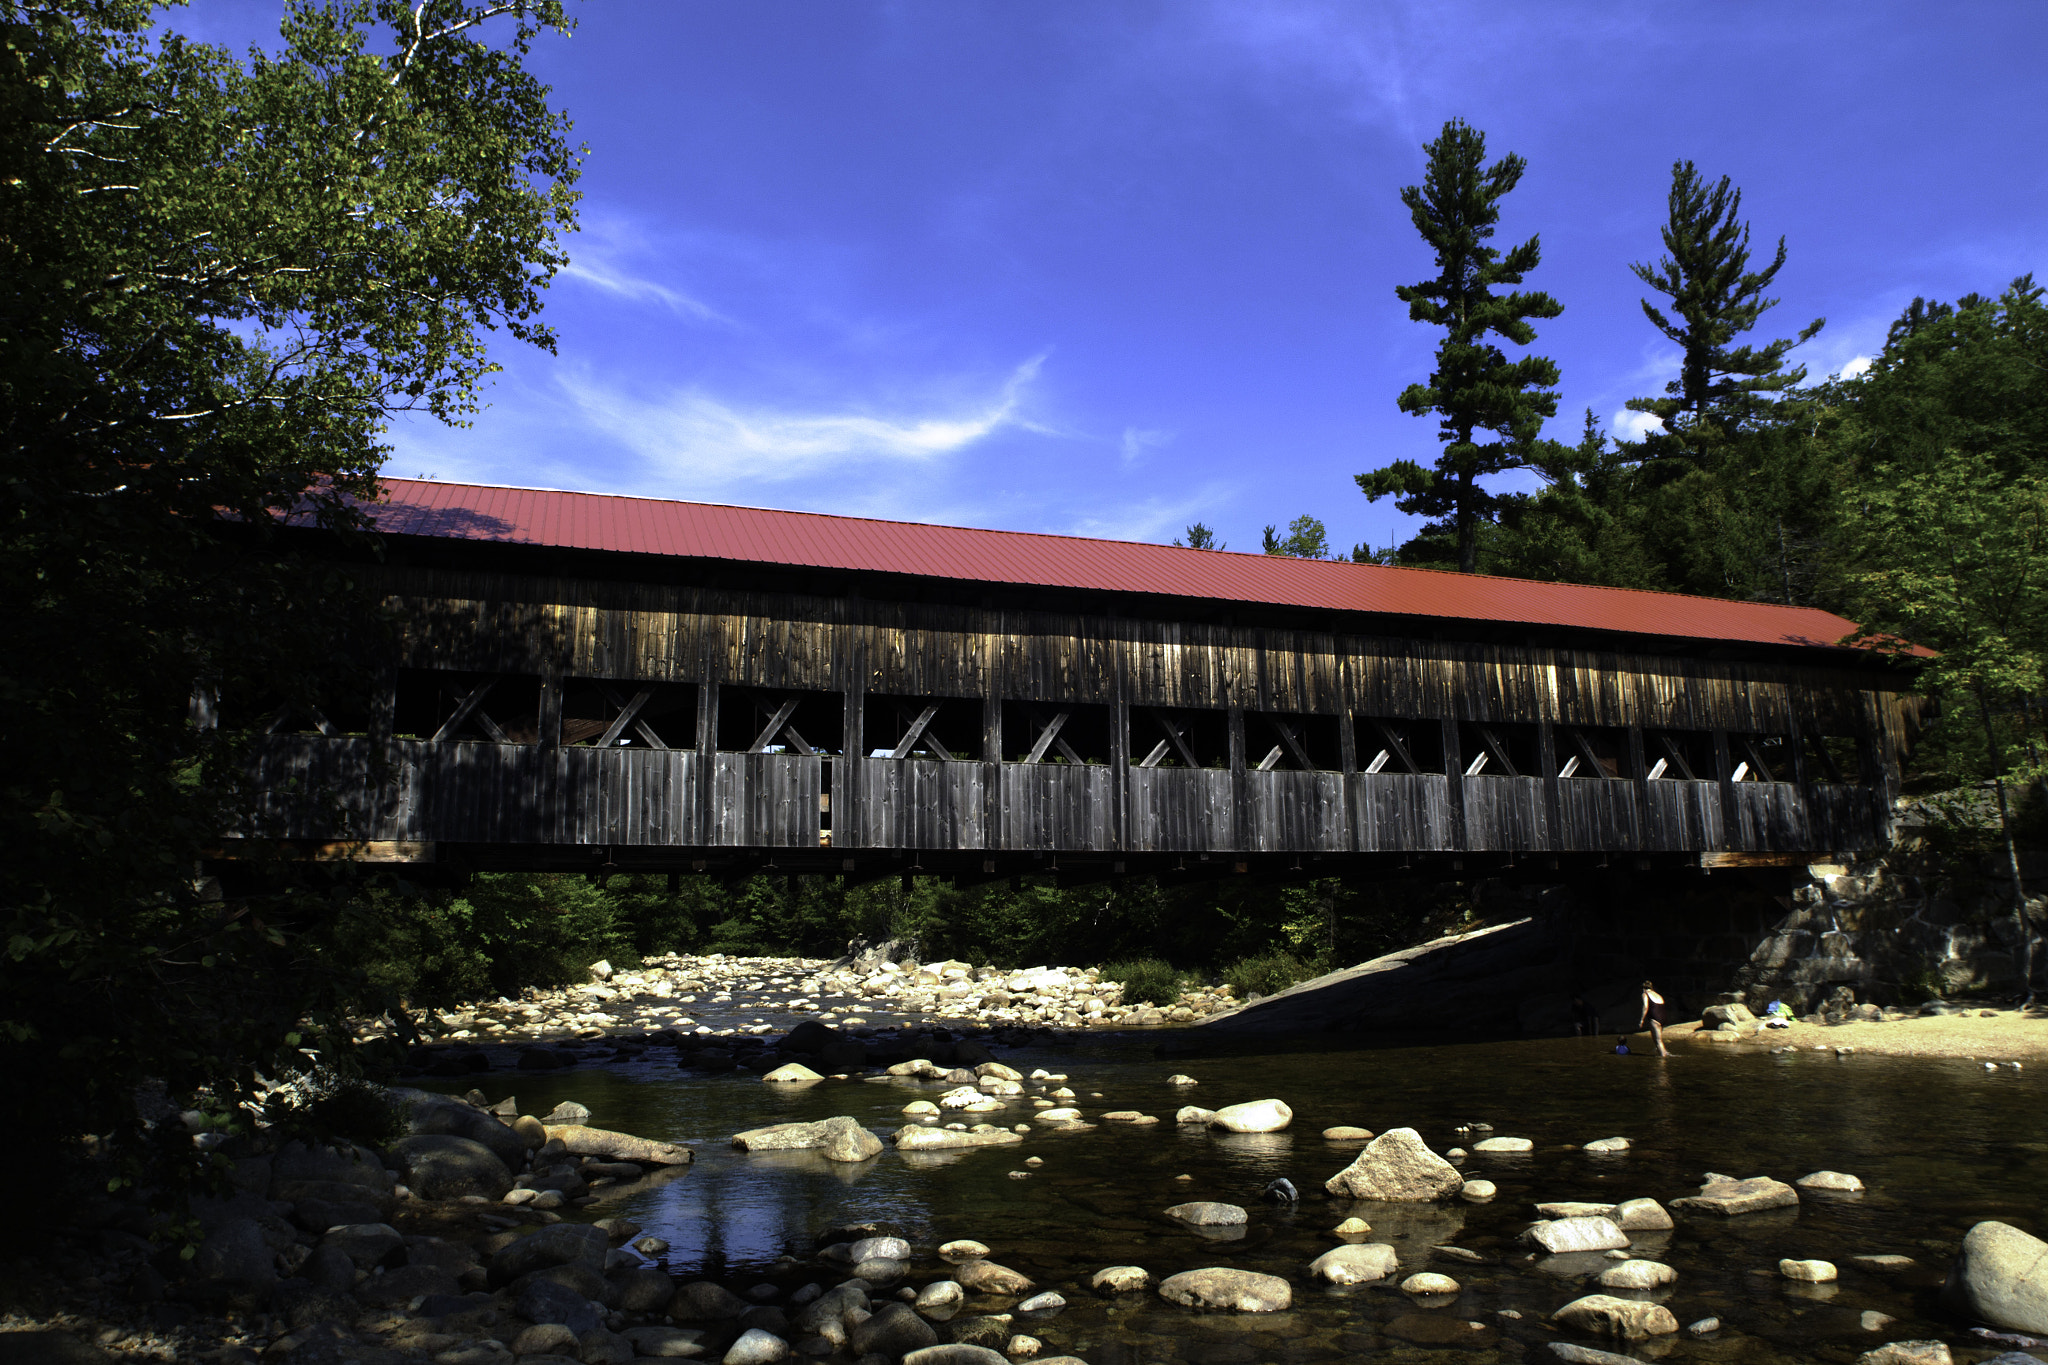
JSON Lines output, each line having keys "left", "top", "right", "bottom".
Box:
{"left": 238, "top": 480, "right": 1914, "bottom": 879}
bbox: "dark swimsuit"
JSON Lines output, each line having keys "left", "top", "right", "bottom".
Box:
{"left": 1645, "top": 998, "right": 1668, "bottom": 1026}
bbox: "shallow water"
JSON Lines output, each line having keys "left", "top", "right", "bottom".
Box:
{"left": 455, "top": 1034, "right": 2044, "bottom": 1364}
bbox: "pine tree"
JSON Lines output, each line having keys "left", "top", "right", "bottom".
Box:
{"left": 1625, "top": 161, "right": 1823, "bottom": 464}
{"left": 1358, "top": 118, "right": 1562, "bottom": 574}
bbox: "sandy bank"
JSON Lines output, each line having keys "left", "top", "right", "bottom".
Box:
{"left": 1679, "top": 1005, "right": 2048, "bottom": 1062}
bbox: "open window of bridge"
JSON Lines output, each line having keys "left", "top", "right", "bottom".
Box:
{"left": 1802, "top": 729, "right": 1865, "bottom": 784}
{"left": 393, "top": 669, "right": 541, "bottom": 743}
{"left": 1645, "top": 728, "right": 1716, "bottom": 781}
{"left": 1557, "top": 724, "right": 1628, "bottom": 780}
{"left": 866, "top": 693, "right": 982, "bottom": 760}
{"left": 1355, "top": 716, "right": 1445, "bottom": 775}
{"left": 1003, "top": 700, "right": 1113, "bottom": 765}
{"left": 1458, "top": 720, "right": 1538, "bottom": 777}
{"left": 1727, "top": 731, "right": 1792, "bottom": 782}
{"left": 717, "top": 687, "right": 844, "bottom": 755}
{"left": 1129, "top": 706, "right": 1230, "bottom": 770}
{"left": 561, "top": 678, "right": 697, "bottom": 748}
{"left": 1248, "top": 710, "right": 1342, "bottom": 772}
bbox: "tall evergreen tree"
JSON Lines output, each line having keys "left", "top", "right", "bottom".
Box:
{"left": 1358, "top": 118, "right": 1562, "bottom": 573}
{"left": 1625, "top": 161, "right": 1823, "bottom": 464}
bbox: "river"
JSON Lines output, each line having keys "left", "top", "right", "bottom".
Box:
{"left": 431, "top": 1029, "right": 2042, "bottom": 1364}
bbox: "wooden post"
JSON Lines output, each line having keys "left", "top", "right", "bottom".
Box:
{"left": 1336, "top": 656, "right": 1360, "bottom": 854}
{"left": 1228, "top": 702, "right": 1247, "bottom": 854}
{"left": 1712, "top": 728, "right": 1737, "bottom": 851}
{"left": 1442, "top": 717, "right": 1466, "bottom": 851}
{"left": 537, "top": 662, "right": 562, "bottom": 749}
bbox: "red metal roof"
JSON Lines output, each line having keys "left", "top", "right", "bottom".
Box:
{"left": 369, "top": 478, "right": 1870, "bottom": 653}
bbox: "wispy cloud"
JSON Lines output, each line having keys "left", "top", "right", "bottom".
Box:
{"left": 1064, "top": 480, "right": 1239, "bottom": 544}
{"left": 562, "top": 255, "right": 728, "bottom": 323}
{"left": 560, "top": 354, "right": 1048, "bottom": 493}
{"left": 1120, "top": 427, "right": 1173, "bottom": 465}
{"left": 1836, "top": 355, "right": 1873, "bottom": 380}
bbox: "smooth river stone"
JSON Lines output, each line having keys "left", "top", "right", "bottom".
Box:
{"left": 1308, "top": 1243, "right": 1400, "bottom": 1284}
{"left": 1613, "top": 1197, "right": 1674, "bottom": 1231}
{"left": 1157, "top": 1268, "right": 1292, "bottom": 1312}
{"left": 894, "top": 1126, "right": 1022, "bottom": 1151}
{"left": 1582, "top": 1137, "right": 1631, "bottom": 1153}
{"left": 1459, "top": 1179, "right": 1497, "bottom": 1202}
{"left": 1537, "top": 1202, "right": 1616, "bottom": 1219}
{"left": 1401, "top": 1272, "right": 1460, "bottom": 1294}
{"left": 1598, "top": 1260, "right": 1677, "bottom": 1290}
{"left": 1323, "top": 1126, "right": 1374, "bottom": 1141}
{"left": 1165, "top": 1202, "right": 1247, "bottom": 1227}
{"left": 1671, "top": 1175, "right": 1799, "bottom": 1216}
{"left": 955, "top": 1260, "right": 1035, "bottom": 1295}
{"left": 1552, "top": 1293, "right": 1680, "bottom": 1340}
{"left": 1781, "top": 1258, "right": 1838, "bottom": 1282}
{"left": 1524, "top": 1216, "right": 1630, "bottom": 1255}
{"left": 1209, "top": 1098, "right": 1292, "bottom": 1133}
{"left": 1471, "top": 1136, "right": 1532, "bottom": 1152}
{"left": 1945, "top": 1222, "right": 2048, "bottom": 1335}
{"left": 760, "top": 1063, "right": 823, "bottom": 1083}
{"left": 1323, "top": 1126, "right": 1464, "bottom": 1201}
{"left": 1175, "top": 1106, "right": 1218, "bottom": 1126}
{"left": 1090, "top": 1266, "right": 1150, "bottom": 1294}
{"left": 1797, "top": 1169, "right": 1867, "bottom": 1192}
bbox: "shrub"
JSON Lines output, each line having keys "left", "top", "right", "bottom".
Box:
{"left": 1223, "top": 951, "right": 1317, "bottom": 999}
{"left": 1100, "top": 957, "right": 1186, "bottom": 1006}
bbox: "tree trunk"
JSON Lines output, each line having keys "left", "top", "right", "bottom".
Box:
{"left": 1977, "top": 686, "right": 2035, "bottom": 1002}
{"left": 1456, "top": 470, "right": 1478, "bottom": 574}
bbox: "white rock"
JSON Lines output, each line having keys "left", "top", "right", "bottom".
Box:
{"left": 1781, "top": 1258, "right": 1838, "bottom": 1282}
{"left": 1210, "top": 1098, "right": 1292, "bottom": 1133}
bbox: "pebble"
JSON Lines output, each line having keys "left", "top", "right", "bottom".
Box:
{"left": 1333, "top": 1217, "right": 1373, "bottom": 1234}
{"left": 1015, "top": 1292, "right": 1065, "bottom": 1313}
{"left": 1687, "top": 1318, "right": 1722, "bottom": 1336}
{"left": 1459, "top": 1180, "right": 1497, "bottom": 1202}
{"left": 939, "top": 1240, "right": 990, "bottom": 1262}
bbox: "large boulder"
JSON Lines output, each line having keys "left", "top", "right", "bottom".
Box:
{"left": 1209, "top": 1099, "right": 1291, "bottom": 1133}
{"left": 1324, "top": 1127, "right": 1463, "bottom": 1201}
{"left": 732, "top": 1115, "right": 880, "bottom": 1162}
{"left": 1702, "top": 1002, "right": 1756, "bottom": 1029}
{"left": 271, "top": 1139, "right": 392, "bottom": 1195}
{"left": 850, "top": 1303, "right": 937, "bottom": 1358}
{"left": 190, "top": 1218, "right": 279, "bottom": 1305}
{"left": 396, "top": 1092, "right": 529, "bottom": 1171}
{"left": 1943, "top": 1220, "right": 2048, "bottom": 1334}
{"left": 490, "top": 1224, "right": 609, "bottom": 1287}
{"left": 544, "top": 1124, "right": 691, "bottom": 1165}
{"left": 1671, "top": 1175, "right": 1799, "bottom": 1216}
{"left": 319, "top": 1223, "right": 405, "bottom": 1270}
{"left": 385, "top": 1134, "right": 512, "bottom": 1201}
{"left": 1157, "top": 1268, "right": 1291, "bottom": 1312}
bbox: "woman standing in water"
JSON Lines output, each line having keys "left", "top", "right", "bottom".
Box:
{"left": 1637, "top": 980, "right": 1671, "bottom": 1056}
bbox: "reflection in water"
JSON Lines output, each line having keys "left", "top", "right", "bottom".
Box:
{"left": 435, "top": 1031, "right": 2036, "bottom": 1363}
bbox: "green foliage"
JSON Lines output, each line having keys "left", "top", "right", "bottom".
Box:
{"left": 1359, "top": 117, "right": 1562, "bottom": 574}
{"left": 1222, "top": 952, "right": 1314, "bottom": 998}
{"left": 1100, "top": 958, "right": 1187, "bottom": 1006}
{"left": 0, "top": 0, "right": 579, "bottom": 1200}
{"left": 1262, "top": 515, "right": 1334, "bottom": 559}
{"left": 1625, "top": 160, "right": 1824, "bottom": 465}
{"left": 1175, "top": 522, "right": 1224, "bottom": 550}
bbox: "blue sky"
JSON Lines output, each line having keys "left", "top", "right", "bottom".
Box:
{"left": 199, "top": 2, "right": 2048, "bottom": 553}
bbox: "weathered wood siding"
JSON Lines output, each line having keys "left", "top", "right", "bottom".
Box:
{"left": 234, "top": 562, "right": 1909, "bottom": 857}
